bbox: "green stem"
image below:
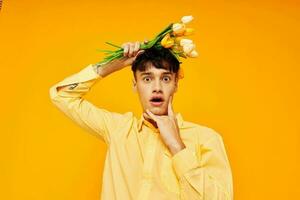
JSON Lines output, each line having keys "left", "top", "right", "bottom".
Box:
{"left": 105, "top": 41, "right": 122, "bottom": 49}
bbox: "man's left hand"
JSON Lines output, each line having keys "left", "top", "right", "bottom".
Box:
{"left": 143, "top": 95, "right": 186, "bottom": 155}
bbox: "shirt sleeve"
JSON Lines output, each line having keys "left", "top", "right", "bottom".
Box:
{"left": 171, "top": 129, "right": 233, "bottom": 200}
{"left": 49, "top": 63, "right": 128, "bottom": 144}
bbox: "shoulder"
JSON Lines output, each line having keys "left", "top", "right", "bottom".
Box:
{"left": 181, "top": 120, "right": 223, "bottom": 145}
{"left": 114, "top": 111, "right": 134, "bottom": 125}
{"left": 108, "top": 111, "right": 135, "bottom": 139}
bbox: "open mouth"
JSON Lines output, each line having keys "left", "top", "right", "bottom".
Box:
{"left": 150, "top": 96, "right": 164, "bottom": 106}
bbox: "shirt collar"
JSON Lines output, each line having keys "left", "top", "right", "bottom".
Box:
{"left": 137, "top": 112, "right": 184, "bottom": 133}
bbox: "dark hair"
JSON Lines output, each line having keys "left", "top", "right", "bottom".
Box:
{"left": 131, "top": 46, "right": 181, "bottom": 79}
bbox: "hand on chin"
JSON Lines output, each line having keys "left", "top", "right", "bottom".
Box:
{"left": 145, "top": 108, "right": 165, "bottom": 117}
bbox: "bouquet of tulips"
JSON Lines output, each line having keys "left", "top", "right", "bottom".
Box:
{"left": 96, "top": 15, "right": 198, "bottom": 67}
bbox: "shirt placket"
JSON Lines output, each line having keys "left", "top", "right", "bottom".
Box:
{"left": 137, "top": 131, "right": 159, "bottom": 200}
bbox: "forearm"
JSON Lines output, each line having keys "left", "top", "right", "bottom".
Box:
{"left": 169, "top": 140, "right": 186, "bottom": 155}
{"left": 56, "top": 59, "right": 124, "bottom": 92}
{"left": 95, "top": 57, "right": 128, "bottom": 78}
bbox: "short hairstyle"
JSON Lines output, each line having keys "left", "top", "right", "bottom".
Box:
{"left": 131, "top": 46, "right": 181, "bottom": 80}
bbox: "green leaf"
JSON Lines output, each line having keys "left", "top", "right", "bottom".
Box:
{"left": 96, "top": 49, "right": 115, "bottom": 53}
{"left": 105, "top": 41, "right": 122, "bottom": 49}
{"left": 154, "top": 23, "right": 173, "bottom": 38}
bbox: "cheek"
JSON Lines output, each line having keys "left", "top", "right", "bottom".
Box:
{"left": 137, "top": 86, "right": 150, "bottom": 101}
{"left": 165, "top": 85, "right": 176, "bottom": 94}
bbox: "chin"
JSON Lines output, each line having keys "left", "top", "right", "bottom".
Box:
{"left": 149, "top": 107, "right": 167, "bottom": 115}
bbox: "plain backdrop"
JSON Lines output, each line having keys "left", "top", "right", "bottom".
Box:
{"left": 0, "top": 0, "right": 299, "bottom": 199}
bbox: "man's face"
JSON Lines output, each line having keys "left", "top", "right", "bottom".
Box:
{"left": 133, "top": 64, "right": 178, "bottom": 116}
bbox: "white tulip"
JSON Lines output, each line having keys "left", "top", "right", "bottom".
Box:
{"left": 172, "top": 23, "right": 184, "bottom": 32}
{"left": 181, "top": 15, "right": 193, "bottom": 24}
{"left": 183, "top": 43, "right": 195, "bottom": 54}
{"left": 188, "top": 50, "right": 198, "bottom": 57}
{"left": 180, "top": 39, "right": 193, "bottom": 46}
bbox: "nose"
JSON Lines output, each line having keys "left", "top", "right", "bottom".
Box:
{"left": 152, "top": 79, "right": 162, "bottom": 93}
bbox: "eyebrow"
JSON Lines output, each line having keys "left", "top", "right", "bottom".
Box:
{"left": 140, "top": 72, "right": 173, "bottom": 76}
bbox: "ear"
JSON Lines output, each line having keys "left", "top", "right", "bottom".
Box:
{"left": 132, "top": 78, "right": 137, "bottom": 93}
{"left": 174, "top": 77, "right": 179, "bottom": 93}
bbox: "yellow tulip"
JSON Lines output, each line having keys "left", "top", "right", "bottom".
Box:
{"left": 175, "top": 36, "right": 184, "bottom": 44}
{"left": 161, "top": 33, "right": 174, "bottom": 48}
{"left": 183, "top": 28, "right": 194, "bottom": 36}
{"left": 171, "top": 43, "right": 183, "bottom": 53}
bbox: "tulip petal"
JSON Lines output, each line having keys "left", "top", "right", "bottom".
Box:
{"left": 181, "top": 15, "right": 193, "bottom": 24}
{"left": 188, "top": 50, "right": 199, "bottom": 58}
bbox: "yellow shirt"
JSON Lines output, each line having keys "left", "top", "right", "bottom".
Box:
{"left": 49, "top": 63, "right": 233, "bottom": 200}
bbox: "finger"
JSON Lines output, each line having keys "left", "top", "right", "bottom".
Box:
{"left": 123, "top": 43, "right": 129, "bottom": 57}
{"left": 168, "top": 95, "right": 174, "bottom": 117}
{"left": 168, "top": 95, "right": 179, "bottom": 130}
{"left": 141, "top": 39, "right": 148, "bottom": 45}
{"left": 143, "top": 112, "right": 151, "bottom": 120}
{"left": 128, "top": 43, "right": 135, "bottom": 57}
{"left": 135, "top": 49, "right": 145, "bottom": 58}
{"left": 145, "top": 109, "right": 158, "bottom": 122}
{"left": 133, "top": 41, "right": 140, "bottom": 56}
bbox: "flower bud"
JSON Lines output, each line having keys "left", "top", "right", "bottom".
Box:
{"left": 180, "top": 39, "right": 193, "bottom": 47}
{"left": 181, "top": 15, "right": 193, "bottom": 24}
{"left": 183, "top": 43, "right": 195, "bottom": 54}
{"left": 187, "top": 50, "right": 198, "bottom": 58}
{"left": 172, "top": 23, "right": 186, "bottom": 36}
{"left": 183, "top": 28, "right": 194, "bottom": 36}
{"left": 161, "top": 33, "right": 174, "bottom": 48}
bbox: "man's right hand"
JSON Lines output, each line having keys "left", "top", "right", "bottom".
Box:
{"left": 119, "top": 40, "right": 148, "bottom": 67}
{"left": 96, "top": 40, "right": 148, "bottom": 77}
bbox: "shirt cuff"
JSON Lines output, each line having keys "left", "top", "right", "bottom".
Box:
{"left": 49, "top": 64, "right": 103, "bottom": 100}
{"left": 171, "top": 147, "right": 199, "bottom": 179}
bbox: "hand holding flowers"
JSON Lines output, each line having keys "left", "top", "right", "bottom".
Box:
{"left": 96, "top": 15, "right": 198, "bottom": 70}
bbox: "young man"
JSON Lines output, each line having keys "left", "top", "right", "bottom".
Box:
{"left": 49, "top": 41, "right": 233, "bottom": 200}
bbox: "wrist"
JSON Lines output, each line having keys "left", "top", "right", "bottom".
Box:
{"left": 95, "top": 60, "right": 124, "bottom": 77}
{"left": 168, "top": 141, "right": 186, "bottom": 155}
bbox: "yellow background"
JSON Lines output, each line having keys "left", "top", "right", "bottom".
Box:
{"left": 1, "top": 0, "right": 299, "bottom": 199}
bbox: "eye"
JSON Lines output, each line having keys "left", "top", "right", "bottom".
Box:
{"left": 162, "top": 76, "right": 171, "bottom": 82}
{"left": 143, "top": 76, "right": 151, "bottom": 82}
